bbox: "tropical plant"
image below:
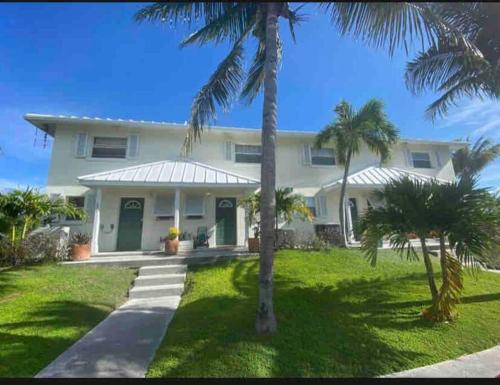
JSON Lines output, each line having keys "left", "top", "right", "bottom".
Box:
{"left": 70, "top": 232, "right": 91, "bottom": 245}
{"left": 360, "top": 176, "right": 497, "bottom": 321}
{"left": 315, "top": 99, "right": 398, "bottom": 247}
{"left": 167, "top": 226, "right": 180, "bottom": 240}
{"left": 134, "top": 1, "right": 472, "bottom": 334}
{"left": 405, "top": 3, "right": 500, "bottom": 119}
{"left": 452, "top": 136, "right": 500, "bottom": 180}
{"left": 239, "top": 187, "right": 313, "bottom": 242}
{"left": 0, "top": 188, "right": 85, "bottom": 243}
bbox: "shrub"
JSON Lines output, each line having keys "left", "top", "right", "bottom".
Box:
{"left": 70, "top": 232, "right": 91, "bottom": 245}
{"left": 0, "top": 232, "right": 63, "bottom": 267}
{"left": 293, "top": 232, "right": 331, "bottom": 251}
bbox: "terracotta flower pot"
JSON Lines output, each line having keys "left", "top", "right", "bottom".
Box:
{"left": 165, "top": 239, "right": 179, "bottom": 255}
{"left": 72, "top": 243, "right": 91, "bottom": 261}
{"left": 248, "top": 237, "right": 260, "bottom": 253}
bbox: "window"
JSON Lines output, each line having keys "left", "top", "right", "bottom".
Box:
{"left": 91, "top": 137, "right": 128, "bottom": 159}
{"left": 154, "top": 194, "right": 174, "bottom": 219}
{"left": 65, "top": 196, "right": 85, "bottom": 221}
{"left": 411, "top": 152, "right": 432, "bottom": 168}
{"left": 235, "top": 144, "right": 261, "bottom": 163}
{"left": 305, "top": 197, "right": 316, "bottom": 217}
{"left": 311, "top": 147, "right": 336, "bottom": 166}
{"left": 185, "top": 194, "right": 204, "bottom": 219}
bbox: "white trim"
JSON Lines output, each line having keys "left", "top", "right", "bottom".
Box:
{"left": 91, "top": 188, "right": 102, "bottom": 255}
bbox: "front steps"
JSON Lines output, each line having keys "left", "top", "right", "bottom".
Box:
{"left": 128, "top": 265, "right": 187, "bottom": 300}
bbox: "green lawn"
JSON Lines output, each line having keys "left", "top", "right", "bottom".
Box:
{"left": 0, "top": 264, "right": 136, "bottom": 377}
{"left": 147, "top": 249, "right": 500, "bottom": 377}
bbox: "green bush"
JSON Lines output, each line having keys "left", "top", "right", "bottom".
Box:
{"left": 0, "top": 232, "right": 63, "bottom": 267}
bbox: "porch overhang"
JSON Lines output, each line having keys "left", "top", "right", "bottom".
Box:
{"left": 78, "top": 159, "right": 260, "bottom": 188}
{"left": 321, "top": 165, "right": 449, "bottom": 191}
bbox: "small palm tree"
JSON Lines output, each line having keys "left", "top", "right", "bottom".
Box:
{"left": 405, "top": 3, "right": 500, "bottom": 119}
{"left": 315, "top": 99, "right": 398, "bottom": 247}
{"left": 239, "top": 187, "right": 313, "bottom": 243}
{"left": 452, "top": 136, "right": 500, "bottom": 180}
{"left": 360, "top": 176, "right": 496, "bottom": 321}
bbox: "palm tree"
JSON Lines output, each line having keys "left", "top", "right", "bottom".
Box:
{"left": 405, "top": 3, "right": 500, "bottom": 119}
{"left": 315, "top": 99, "right": 398, "bottom": 247}
{"left": 360, "top": 176, "right": 496, "bottom": 321}
{"left": 134, "top": 2, "right": 469, "bottom": 333}
{"left": 452, "top": 136, "right": 500, "bottom": 180}
{"left": 239, "top": 187, "right": 313, "bottom": 245}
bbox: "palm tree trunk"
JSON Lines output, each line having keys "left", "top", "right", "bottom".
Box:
{"left": 420, "top": 237, "right": 438, "bottom": 304}
{"left": 256, "top": 2, "right": 279, "bottom": 335}
{"left": 338, "top": 150, "right": 352, "bottom": 247}
{"left": 22, "top": 218, "right": 29, "bottom": 240}
{"left": 438, "top": 234, "right": 448, "bottom": 286}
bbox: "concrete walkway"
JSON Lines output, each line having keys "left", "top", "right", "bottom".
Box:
{"left": 36, "top": 264, "right": 186, "bottom": 378}
{"left": 383, "top": 345, "right": 500, "bottom": 378}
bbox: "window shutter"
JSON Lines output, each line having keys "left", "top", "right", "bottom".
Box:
{"left": 317, "top": 195, "right": 327, "bottom": 217}
{"left": 302, "top": 144, "right": 311, "bottom": 166}
{"left": 225, "top": 141, "right": 233, "bottom": 161}
{"left": 74, "top": 133, "right": 88, "bottom": 158}
{"left": 127, "top": 134, "right": 140, "bottom": 159}
{"left": 435, "top": 151, "right": 441, "bottom": 167}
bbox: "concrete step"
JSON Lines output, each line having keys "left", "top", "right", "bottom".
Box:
{"left": 129, "top": 283, "right": 184, "bottom": 299}
{"left": 134, "top": 273, "right": 185, "bottom": 287}
{"left": 139, "top": 265, "right": 187, "bottom": 276}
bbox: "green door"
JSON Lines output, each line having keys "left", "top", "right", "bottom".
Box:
{"left": 117, "top": 197, "right": 144, "bottom": 251}
{"left": 216, "top": 197, "right": 236, "bottom": 246}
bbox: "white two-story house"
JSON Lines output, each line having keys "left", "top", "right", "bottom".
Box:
{"left": 25, "top": 114, "right": 464, "bottom": 255}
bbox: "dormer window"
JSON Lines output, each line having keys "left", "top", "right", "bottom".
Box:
{"left": 411, "top": 152, "right": 432, "bottom": 168}
{"left": 91, "top": 137, "right": 128, "bottom": 159}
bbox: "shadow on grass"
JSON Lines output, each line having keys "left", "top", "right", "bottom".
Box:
{"left": 0, "top": 300, "right": 111, "bottom": 377}
{"left": 152, "top": 259, "right": 500, "bottom": 377}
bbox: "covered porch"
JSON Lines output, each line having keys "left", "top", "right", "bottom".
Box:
{"left": 78, "top": 159, "right": 259, "bottom": 255}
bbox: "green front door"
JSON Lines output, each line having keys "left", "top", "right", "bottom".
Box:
{"left": 117, "top": 197, "right": 144, "bottom": 251}
{"left": 216, "top": 197, "right": 236, "bottom": 246}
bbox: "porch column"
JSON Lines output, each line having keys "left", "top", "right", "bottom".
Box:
{"left": 174, "top": 188, "right": 180, "bottom": 234}
{"left": 91, "top": 187, "right": 102, "bottom": 255}
{"left": 345, "top": 195, "right": 354, "bottom": 243}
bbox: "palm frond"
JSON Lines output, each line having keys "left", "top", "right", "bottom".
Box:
{"left": 182, "top": 41, "right": 245, "bottom": 154}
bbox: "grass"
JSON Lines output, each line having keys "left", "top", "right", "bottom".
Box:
{"left": 0, "top": 263, "right": 136, "bottom": 377}
{"left": 147, "top": 248, "right": 500, "bottom": 377}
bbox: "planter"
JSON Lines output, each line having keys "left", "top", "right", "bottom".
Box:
{"left": 248, "top": 237, "right": 260, "bottom": 253}
{"left": 165, "top": 239, "right": 179, "bottom": 255}
{"left": 178, "top": 240, "right": 194, "bottom": 253}
{"left": 72, "top": 243, "right": 91, "bottom": 261}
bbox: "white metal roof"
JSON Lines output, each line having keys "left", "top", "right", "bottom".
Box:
{"left": 322, "top": 166, "right": 449, "bottom": 189}
{"left": 78, "top": 159, "right": 260, "bottom": 187}
{"left": 24, "top": 113, "right": 467, "bottom": 148}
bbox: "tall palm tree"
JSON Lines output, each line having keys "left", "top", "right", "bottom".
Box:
{"left": 360, "top": 176, "right": 496, "bottom": 321}
{"left": 315, "top": 99, "right": 398, "bottom": 247}
{"left": 405, "top": 3, "right": 500, "bottom": 119}
{"left": 452, "top": 136, "right": 500, "bottom": 180}
{"left": 135, "top": 2, "right": 467, "bottom": 334}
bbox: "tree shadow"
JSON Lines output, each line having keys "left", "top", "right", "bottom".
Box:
{"left": 0, "top": 300, "right": 111, "bottom": 377}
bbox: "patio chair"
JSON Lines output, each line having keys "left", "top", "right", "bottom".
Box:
{"left": 194, "top": 226, "right": 209, "bottom": 249}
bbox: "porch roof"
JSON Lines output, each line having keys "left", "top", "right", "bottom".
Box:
{"left": 78, "top": 159, "right": 260, "bottom": 187}
{"left": 322, "top": 166, "right": 449, "bottom": 190}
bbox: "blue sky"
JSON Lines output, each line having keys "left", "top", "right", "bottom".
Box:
{"left": 0, "top": 3, "right": 498, "bottom": 192}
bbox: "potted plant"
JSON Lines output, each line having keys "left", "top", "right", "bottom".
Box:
{"left": 248, "top": 224, "right": 260, "bottom": 253}
{"left": 70, "top": 232, "right": 91, "bottom": 261}
{"left": 164, "top": 226, "right": 180, "bottom": 255}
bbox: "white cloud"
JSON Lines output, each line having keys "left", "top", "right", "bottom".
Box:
{"left": 0, "top": 178, "right": 45, "bottom": 193}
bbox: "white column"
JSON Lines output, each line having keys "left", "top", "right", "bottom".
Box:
{"left": 345, "top": 195, "right": 354, "bottom": 243}
{"left": 91, "top": 187, "right": 102, "bottom": 255}
{"left": 174, "top": 188, "right": 180, "bottom": 235}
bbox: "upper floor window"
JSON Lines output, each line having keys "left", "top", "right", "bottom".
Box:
{"left": 411, "top": 152, "right": 432, "bottom": 168}
{"left": 91, "top": 137, "right": 128, "bottom": 159}
{"left": 65, "top": 196, "right": 85, "bottom": 221}
{"left": 234, "top": 144, "right": 261, "bottom": 164}
{"left": 311, "top": 147, "right": 336, "bottom": 166}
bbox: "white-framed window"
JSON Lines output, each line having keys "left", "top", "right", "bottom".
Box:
{"left": 234, "top": 144, "right": 261, "bottom": 163}
{"left": 411, "top": 152, "right": 432, "bottom": 168}
{"left": 64, "top": 196, "right": 85, "bottom": 222}
{"left": 153, "top": 193, "right": 174, "bottom": 219}
{"left": 184, "top": 194, "right": 205, "bottom": 219}
{"left": 91, "top": 137, "right": 128, "bottom": 159}
{"left": 311, "top": 147, "right": 336, "bottom": 166}
{"left": 305, "top": 197, "right": 316, "bottom": 217}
